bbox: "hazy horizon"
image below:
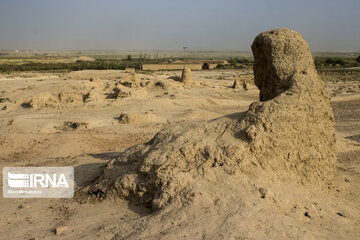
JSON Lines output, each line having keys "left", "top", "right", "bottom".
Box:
{"left": 0, "top": 0, "right": 359, "bottom": 52}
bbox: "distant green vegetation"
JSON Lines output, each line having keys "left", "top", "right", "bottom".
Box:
{"left": 217, "top": 56, "right": 360, "bottom": 70}
{"left": 0, "top": 55, "right": 169, "bottom": 72}
{"left": 0, "top": 61, "right": 136, "bottom": 72}
{"left": 0, "top": 62, "right": 145, "bottom": 73}
{"left": 1, "top": 55, "right": 359, "bottom": 72}
{"left": 216, "top": 57, "right": 254, "bottom": 69}
{"left": 314, "top": 57, "right": 360, "bottom": 68}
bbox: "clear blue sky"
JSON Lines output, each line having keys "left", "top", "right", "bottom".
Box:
{"left": 0, "top": 0, "right": 359, "bottom": 52}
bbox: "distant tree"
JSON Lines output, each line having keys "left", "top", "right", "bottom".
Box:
{"left": 357, "top": 56, "right": 360, "bottom": 63}
{"left": 127, "top": 54, "right": 132, "bottom": 61}
{"left": 228, "top": 58, "right": 237, "bottom": 67}
{"left": 216, "top": 63, "right": 225, "bottom": 69}
{"left": 325, "top": 58, "right": 345, "bottom": 66}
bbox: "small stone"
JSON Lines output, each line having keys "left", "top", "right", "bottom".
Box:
{"left": 25, "top": 216, "right": 33, "bottom": 223}
{"left": 336, "top": 212, "right": 345, "bottom": 217}
{"left": 258, "top": 187, "right": 267, "bottom": 199}
{"left": 18, "top": 203, "right": 30, "bottom": 209}
{"left": 55, "top": 226, "right": 69, "bottom": 235}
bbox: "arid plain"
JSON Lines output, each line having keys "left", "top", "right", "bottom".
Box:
{"left": 0, "top": 48, "right": 360, "bottom": 239}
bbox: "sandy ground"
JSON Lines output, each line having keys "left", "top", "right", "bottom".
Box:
{"left": 0, "top": 69, "right": 359, "bottom": 239}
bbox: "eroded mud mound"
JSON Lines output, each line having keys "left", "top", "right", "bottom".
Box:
{"left": 107, "top": 84, "right": 148, "bottom": 99}
{"left": 120, "top": 72, "right": 141, "bottom": 88}
{"left": 118, "top": 112, "right": 164, "bottom": 124}
{"left": 21, "top": 76, "right": 149, "bottom": 109}
{"left": 86, "top": 77, "right": 104, "bottom": 91}
{"left": 181, "top": 67, "right": 194, "bottom": 86}
{"left": 22, "top": 91, "right": 90, "bottom": 109}
{"left": 84, "top": 28, "right": 336, "bottom": 211}
{"left": 232, "top": 79, "right": 251, "bottom": 90}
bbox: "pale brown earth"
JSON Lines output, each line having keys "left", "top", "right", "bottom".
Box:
{"left": 0, "top": 60, "right": 359, "bottom": 238}
{"left": 84, "top": 29, "right": 337, "bottom": 213}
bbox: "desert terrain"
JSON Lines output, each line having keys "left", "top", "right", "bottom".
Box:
{"left": 0, "top": 40, "right": 360, "bottom": 239}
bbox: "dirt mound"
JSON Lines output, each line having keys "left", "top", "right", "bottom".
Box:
{"left": 181, "top": 67, "right": 194, "bottom": 86}
{"left": 232, "top": 79, "right": 249, "bottom": 90}
{"left": 120, "top": 72, "right": 141, "bottom": 88}
{"left": 107, "top": 85, "right": 148, "bottom": 99}
{"left": 147, "top": 79, "right": 184, "bottom": 91}
{"left": 83, "top": 90, "right": 103, "bottom": 103}
{"left": 20, "top": 88, "right": 106, "bottom": 109}
{"left": 76, "top": 56, "right": 95, "bottom": 62}
{"left": 118, "top": 112, "right": 164, "bottom": 124}
{"left": 22, "top": 91, "right": 88, "bottom": 109}
{"left": 58, "top": 121, "right": 88, "bottom": 131}
{"left": 86, "top": 77, "right": 104, "bottom": 91}
{"left": 84, "top": 28, "right": 336, "bottom": 212}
